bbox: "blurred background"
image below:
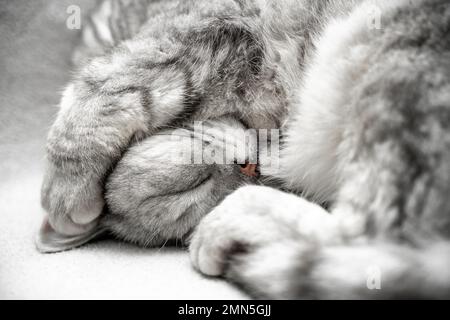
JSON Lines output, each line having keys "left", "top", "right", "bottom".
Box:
{"left": 0, "top": 0, "right": 245, "bottom": 299}
{"left": 0, "top": 0, "right": 94, "bottom": 181}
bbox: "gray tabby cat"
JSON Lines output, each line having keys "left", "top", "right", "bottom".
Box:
{"left": 38, "top": 0, "right": 450, "bottom": 299}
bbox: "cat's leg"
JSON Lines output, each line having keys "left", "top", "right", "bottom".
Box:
{"left": 220, "top": 235, "right": 450, "bottom": 299}
{"left": 190, "top": 186, "right": 340, "bottom": 277}
{"left": 190, "top": 186, "right": 450, "bottom": 299}
{"left": 189, "top": 186, "right": 346, "bottom": 299}
{"left": 39, "top": 8, "right": 267, "bottom": 251}
{"left": 39, "top": 50, "right": 194, "bottom": 246}
{"left": 101, "top": 119, "right": 258, "bottom": 247}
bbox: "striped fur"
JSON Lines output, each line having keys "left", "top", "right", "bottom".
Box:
{"left": 38, "top": 0, "right": 450, "bottom": 299}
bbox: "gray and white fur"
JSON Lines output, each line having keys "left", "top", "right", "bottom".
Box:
{"left": 38, "top": 0, "right": 450, "bottom": 299}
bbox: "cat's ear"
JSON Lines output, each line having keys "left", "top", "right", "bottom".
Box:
{"left": 35, "top": 216, "right": 105, "bottom": 253}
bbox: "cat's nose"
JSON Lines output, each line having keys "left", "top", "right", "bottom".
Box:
{"left": 239, "top": 162, "right": 260, "bottom": 178}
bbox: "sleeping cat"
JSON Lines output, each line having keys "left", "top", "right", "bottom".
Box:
{"left": 38, "top": 0, "right": 450, "bottom": 299}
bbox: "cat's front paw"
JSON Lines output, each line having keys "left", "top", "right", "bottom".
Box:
{"left": 38, "top": 163, "right": 104, "bottom": 252}
{"left": 190, "top": 185, "right": 340, "bottom": 277}
{"left": 189, "top": 186, "right": 342, "bottom": 298}
{"left": 189, "top": 186, "right": 296, "bottom": 276}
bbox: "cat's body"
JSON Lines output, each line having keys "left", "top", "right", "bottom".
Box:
{"left": 38, "top": 0, "right": 450, "bottom": 298}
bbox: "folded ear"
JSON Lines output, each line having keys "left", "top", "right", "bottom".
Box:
{"left": 35, "top": 216, "right": 105, "bottom": 253}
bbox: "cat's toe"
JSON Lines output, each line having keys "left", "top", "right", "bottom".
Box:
{"left": 41, "top": 165, "right": 104, "bottom": 237}
{"left": 37, "top": 164, "right": 106, "bottom": 253}
{"left": 190, "top": 214, "right": 234, "bottom": 276}
{"left": 191, "top": 230, "right": 251, "bottom": 277}
{"left": 190, "top": 186, "right": 283, "bottom": 276}
{"left": 189, "top": 203, "right": 253, "bottom": 276}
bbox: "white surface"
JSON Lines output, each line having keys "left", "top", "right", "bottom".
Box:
{"left": 0, "top": 172, "right": 246, "bottom": 300}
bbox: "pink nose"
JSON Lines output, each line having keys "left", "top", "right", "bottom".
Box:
{"left": 240, "top": 163, "right": 259, "bottom": 177}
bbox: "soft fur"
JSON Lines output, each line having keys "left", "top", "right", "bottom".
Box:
{"left": 38, "top": 0, "right": 450, "bottom": 299}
